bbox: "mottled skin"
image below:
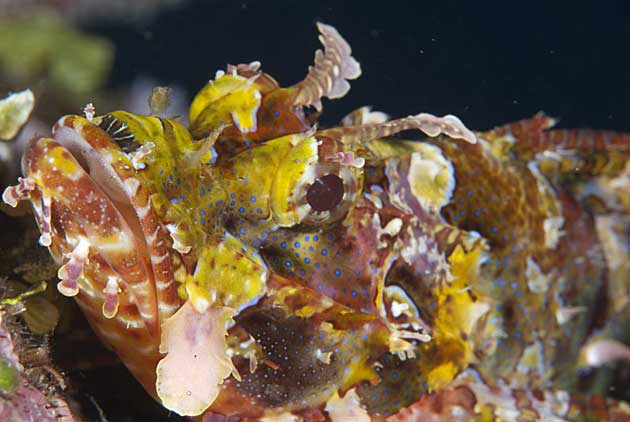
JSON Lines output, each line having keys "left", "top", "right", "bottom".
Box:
{"left": 3, "top": 23, "right": 629, "bottom": 421}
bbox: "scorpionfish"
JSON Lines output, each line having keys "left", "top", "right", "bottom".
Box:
{"left": 3, "top": 23, "right": 630, "bottom": 421}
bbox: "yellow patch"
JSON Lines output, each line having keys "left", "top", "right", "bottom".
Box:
{"left": 185, "top": 235, "right": 267, "bottom": 312}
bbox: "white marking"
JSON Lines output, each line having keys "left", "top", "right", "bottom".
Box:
{"left": 158, "top": 302, "right": 181, "bottom": 314}
{"left": 138, "top": 309, "right": 155, "bottom": 320}
{"left": 135, "top": 201, "right": 151, "bottom": 219}
{"left": 151, "top": 252, "right": 170, "bottom": 265}
{"left": 117, "top": 315, "right": 145, "bottom": 329}
{"left": 123, "top": 178, "right": 141, "bottom": 197}
{"left": 145, "top": 227, "right": 160, "bottom": 245}
{"left": 134, "top": 278, "right": 152, "bottom": 289}
{"left": 155, "top": 279, "right": 175, "bottom": 290}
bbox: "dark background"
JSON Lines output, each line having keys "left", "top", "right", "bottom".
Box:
{"left": 84, "top": 0, "right": 630, "bottom": 132}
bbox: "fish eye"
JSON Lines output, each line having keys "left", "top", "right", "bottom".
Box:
{"left": 306, "top": 174, "right": 345, "bottom": 212}
{"left": 271, "top": 135, "right": 363, "bottom": 227}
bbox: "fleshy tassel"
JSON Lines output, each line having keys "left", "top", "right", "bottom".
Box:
{"left": 156, "top": 300, "right": 237, "bottom": 416}
{"left": 2, "top": 177, "right": 34, "bottom": 207}
{"left": 579, "top": 338, "right": 630, "bottom": 368}
{"left": 320, "top": 112, "right": 477, "bottom": 145}
{"left": 324, "top": 388, "right": 371, "bottom": 422}
{"left": 38, "top": 194, "right": 53, "bottom": 247}
{"left": 292, "top": 22, "right": 362, "bottom": 111}
{"left": 102, "top": 276, "right": 121, "bottom": 319}
{"left": 56, "top": 237, "right": 90, "bottom": 297}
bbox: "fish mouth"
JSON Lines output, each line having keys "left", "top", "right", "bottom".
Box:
{"left": 52, "top": 123, "right": 149, "bottom": 249}
{"left": 44, "top": 118, "right": 160, "bottom": 331}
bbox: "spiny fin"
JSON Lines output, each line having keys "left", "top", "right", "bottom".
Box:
{"left": 292, "top": 22, "right": 362, "bottom": 111}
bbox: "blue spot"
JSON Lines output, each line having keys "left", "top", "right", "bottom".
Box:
{"left": 168, "top": 174, "right": 174, "bottom": 182}
{"left": 305, "top": 235, "right": 310, "bottom": 241}
{"left": 250, "top": 195, "right": 256, "bottom": 202}
{"left": 321, "top": 249, "right": 328, "bottom": 256}
{"left": 327, "top": 233, "right": 334, "bottom": 240}
{"left": 281, "top": 242, "right": 287, "bottom": 249}
{"left": 230, "top": 201, "right": 235, "bottom": 206}
{"left": 226, "top": 181, "right": 231, "bottom": 186}
{"left": 240, "top": 227, "right": 247, "bottom": 234}
{"left": 200, "top": 218, "right": 206, "bottom": 225}
{"left": 371, "top": 396, "right": 377, "bottom": 401}
{"left": 334, "top": 269, "right": 341, "bottom": 277}
{"left": 304, "top": 257, "right": 311, "bottom": 264}
{"left": 299, "top": 269, "right": 306, "bottom": 276}
{"left": 466, "top": 189, "right": 473, "bottom": 197}
{"left": 351, "top": 290, "right": 357, "bottom": 297}
{"left": 315, "top": 263, "right": 321, "bottom": 269}
{"left": 474, "top": 210, "right": 481, "bottom": 217}
{"left": 294, "top": 242, "right": 300, "bottom": 248}
{"left": 230, "top": 193, "right": 236, "bottom": 199}
{"left": 493, "top": 279, "right": 506, "bottom": 287}
{"left": 256, "top": 208, "right": 263, "bottom": 214}
{"left": 238, "top": 207, "right": 245, "bottom": 213}
{"left": 273, "top": 110, "right": 280, "bottom": 117}
{"left": 511, "top": 281, "right": 518, "bottom": 289}
{"left": 313, "top": 235, "right": 319, "bottom": 241}
{"left": 285, "top": 261, "right": 292, "bottom": 268}
{"left": 200, "top": 187, "right": 206, "bottom": 196}
{"left": 392, "top": 372, "right": 398, "bottom": 379}
{"left": 492, "top": 226, "right": 498, "bottom": 233}
{"left": 199, "top": 209, "right": 206, "bottom": 216}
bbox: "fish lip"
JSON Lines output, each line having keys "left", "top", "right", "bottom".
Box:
{"left": 50, "top": 121, "right": 145, "bottom": 238}
{"left": 49, "top": 119, "right": 157, "bottom": 300}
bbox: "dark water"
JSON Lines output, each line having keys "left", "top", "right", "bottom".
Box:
{"left": 85, "top": 0, "right": 630, "bottom": 131}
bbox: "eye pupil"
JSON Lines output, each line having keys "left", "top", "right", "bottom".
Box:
{"left": 306, "top": 174, "right": 344, "bottom": 212}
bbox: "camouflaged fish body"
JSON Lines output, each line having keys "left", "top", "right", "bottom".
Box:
{"left": 3, "top": 23, "right": 629, "bottom": 421}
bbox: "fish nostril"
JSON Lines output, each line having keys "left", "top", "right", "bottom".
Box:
{"left": 306, "top": 174, "right": 344, "bottom": 212}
